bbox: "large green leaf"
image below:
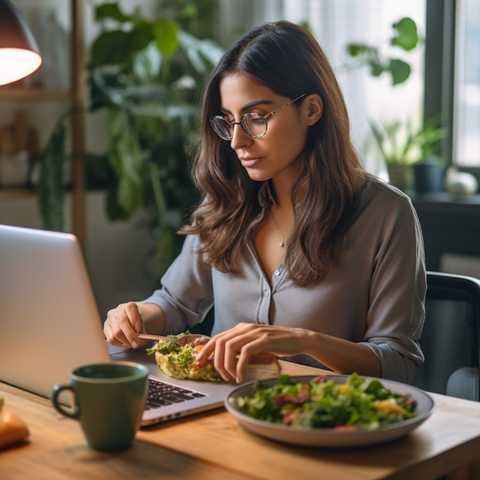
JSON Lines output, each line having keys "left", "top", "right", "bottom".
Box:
{"left": 391, "top": 17, "right": 418, "bottom": 51}
{"left": 90, "top": 71, "right": 170, "bottom": 110}
{"left": 194, "top": 37, "right": 224, "bottom": 65}
{"left": 107, "top": 109, "right": 144, "bottom": 215}
{"left": 90, "top": 28, "right": 153, "bottom": 67}
{"left": 95, "top": 2, "right": 130, "bottom": 23}
{"left": 388, "top": 58, "right": 411, "bottom": 85}
{"left": 37, "top": 119, "right": 67, "bottom": 231}
{"left": 133, "top": 42, "right": 163, "bottom": 83}
{"left": 178, "top": 31, "right": 222, "bottom": 74}
{"left": 179, "top": 1, "right": 198, "bottom": 19}
{"left": 346, "top": 44, "right": 370, "bottom": 57}
{"left": 154, "top": 19, "right": 180, "bottom": 56}
{"left": 116, "top": 174, "right": 143, "bottom": 215}
{"left": 90, "top": 71, "right": 128, "bottom": 109}
{"left": 369, "top": 58, "right": 384, "bottom": 77}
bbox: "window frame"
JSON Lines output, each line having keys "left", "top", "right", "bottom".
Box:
{"left": 425, "top": 0, "right": 480, "bottom": 182}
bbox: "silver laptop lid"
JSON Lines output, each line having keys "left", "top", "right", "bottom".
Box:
{"left": 0, "top": 224, "right": 110, "bottom": 399}
{"left": 0, "top": 224, "right": 237, "bottom": 424}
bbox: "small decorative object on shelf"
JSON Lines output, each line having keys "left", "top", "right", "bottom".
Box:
{"left": 0, "top": 110, "right": 39, "bottom": 188}
{"left": 444, "top": 168, "right": 478, "bottom": 195}
{"left": 0, "top": 151, "right": 29, "bottom": 188}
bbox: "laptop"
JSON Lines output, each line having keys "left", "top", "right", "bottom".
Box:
{"left": 0, "top": 224, "right": 237, "bottom": 426}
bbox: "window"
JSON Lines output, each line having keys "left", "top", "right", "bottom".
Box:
{"left": 453, "top": 0, "right": 480, "bottom": 166}
{"left": 218, "top": 0, "right": 426, "bottom": 178}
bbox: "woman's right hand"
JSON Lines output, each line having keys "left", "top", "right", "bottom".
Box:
{"left": 104, "top": 302, "right": 164, "bottom": 349}
{"left": 104, "top": 302, "right": 144, "bottom": 349}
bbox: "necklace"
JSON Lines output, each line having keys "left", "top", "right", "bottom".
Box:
{"left": 271, "top": 209, "right": 286, "bottom": 248}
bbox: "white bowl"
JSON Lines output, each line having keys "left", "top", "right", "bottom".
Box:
{"left": 225, "top": 375, "right": 435, "bottom": 448}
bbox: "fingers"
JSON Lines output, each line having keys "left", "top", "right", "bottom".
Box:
{"left": 197, "top": 324, "right": 267, "bottom": 383}
{"left": 103, "top": 322, "right": 129, "bottom": 348}
{"left": 104, "top": 302, "right": 143, "bottom": 349}
{"left": 125, "top": 302, "right": 143, "bottom": 333}
{"left": 196, "top": 324, "right": 306, "bottom": 383}
{"left": 217, "top": 332, "right": 260, "bottom": 382}
{"left": 235, "top": 337, "right": 265, "bottom": 383}
{"left": 196, "top": 332, "right": 230, "bottom": 381}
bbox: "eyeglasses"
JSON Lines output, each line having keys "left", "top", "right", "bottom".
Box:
{"left": 210, "top": 93, "right": 307, "bottom": 141}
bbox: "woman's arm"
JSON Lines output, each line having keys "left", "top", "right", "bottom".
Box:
{"left": 196, "top": 322, "right": 381, "bottom": 383}
{"left": 104, "top": 234, "right": 213, "bottom": 348}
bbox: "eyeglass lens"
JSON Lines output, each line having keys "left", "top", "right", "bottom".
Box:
{"left": 211, "top": 113, "right": 267, "bottom": 141}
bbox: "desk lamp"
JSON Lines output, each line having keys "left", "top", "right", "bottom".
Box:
{"left": 0, "top": 0, "right": 42, "bottom": 86}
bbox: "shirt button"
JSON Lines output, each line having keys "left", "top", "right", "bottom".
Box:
{"left": 264, "top": 290, "right": 270, "bottom": 297}
{"left": 274, "top": 270, "right": 281, "bottom": 276}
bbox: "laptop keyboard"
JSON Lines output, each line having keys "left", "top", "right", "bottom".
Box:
{"left": 145, "top": 377, "right": 206, "bottom": 410}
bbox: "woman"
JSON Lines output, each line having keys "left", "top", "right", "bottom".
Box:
{"left": 104, "top": 21, "right": 426, "bottom": 384}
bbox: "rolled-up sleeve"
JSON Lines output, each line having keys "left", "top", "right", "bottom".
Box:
{"left": 359, "top": 195, "right": 426, "bottom": 383}
{"left": 140, "top": 235, "right": 214, "bottom": 334}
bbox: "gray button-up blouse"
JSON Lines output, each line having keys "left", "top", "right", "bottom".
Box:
{"left": 141, "top": 176, "right": 426, "bottom": 384}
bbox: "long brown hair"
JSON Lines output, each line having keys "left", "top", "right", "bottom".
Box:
{"left": 181, "top": 21, "right": 366, "bottom": 286}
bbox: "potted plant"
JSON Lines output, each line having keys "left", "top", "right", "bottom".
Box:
{"left": 369, "top": 116, "right": 448, "bottom": 191}
{"left": 37, "top": 1, "right": 223, "bottom": 280}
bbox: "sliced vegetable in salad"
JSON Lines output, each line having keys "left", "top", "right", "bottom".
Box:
{"left": 234, "top": 373, "right": 417, "bottom": 430}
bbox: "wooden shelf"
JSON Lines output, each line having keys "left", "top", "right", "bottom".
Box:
{"left": 0, "top": 89, "right": 71, "bottom": 100}
{"left": 0, "top": 188, "right": 35, "bottom": 200}
{"left": 0, "top": 0, "right": 86, "bottom": 249}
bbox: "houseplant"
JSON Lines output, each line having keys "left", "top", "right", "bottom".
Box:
{"left": 369, "top": 116, "right": 448, "bottom": 191}
{"left": 345, "top": 17, "right": 419, "bottom": 86}
{"left": 345, "top": 16, "right": 449, "bottom": 192}
{"left": 37, "top": 1, "right": 223, "bottom": 279}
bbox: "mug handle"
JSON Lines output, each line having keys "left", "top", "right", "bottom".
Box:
{"left": 51, "top": 383, "right": 80, "bottom": 419}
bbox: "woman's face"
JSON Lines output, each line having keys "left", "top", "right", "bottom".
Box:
{"left": 218, "top": 73, "right": 314, "bottom": 185}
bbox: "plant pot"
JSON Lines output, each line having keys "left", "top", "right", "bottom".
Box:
{"left": 387, "top": 164, "right": 412, "bottom": 191}
{"left": 413, "top": 157, "right": 443, "bottom": 194}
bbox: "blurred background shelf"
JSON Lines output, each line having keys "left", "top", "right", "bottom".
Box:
{"left": 0, "top": 0, "right": 86, "bottom": 248}
{"left": 0, "top": 188, "right": 35, "bottom": 200}
{"left": 0, "top": 89, "right": 71, "bottom": 100}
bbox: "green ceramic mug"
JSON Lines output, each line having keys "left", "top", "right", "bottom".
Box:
{"left": 51, "top": 362, "right": 148, "bottom": 450}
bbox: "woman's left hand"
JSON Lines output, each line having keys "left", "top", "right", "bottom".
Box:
{"left": 195, "top": 323, "right": 309, "bottom": 383}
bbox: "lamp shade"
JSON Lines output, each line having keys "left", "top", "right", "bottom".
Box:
{"left": 0, "top": 0, "right": 42, "bottom": 86}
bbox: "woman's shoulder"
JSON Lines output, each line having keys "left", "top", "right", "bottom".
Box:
{"left": 362, "top": 174, "right": 412, "bottom": 206}
{"left": 354, "top": 174, "right": 416, "bottom": 225}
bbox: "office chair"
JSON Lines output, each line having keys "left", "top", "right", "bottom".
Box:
{"left": 412, "top": 271, "right": 480, "bottom": 401}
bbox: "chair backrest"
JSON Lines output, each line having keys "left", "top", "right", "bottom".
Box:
{"left": 412, "top": 271, "right": 480, "bottom": 400}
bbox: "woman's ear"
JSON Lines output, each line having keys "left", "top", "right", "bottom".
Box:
{"left": 303, "top": 94, "right": 323, "bottom": 126}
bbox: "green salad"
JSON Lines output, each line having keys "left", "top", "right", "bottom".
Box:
{"left": 235, "top": 373, "right": 417, "bottom": 430}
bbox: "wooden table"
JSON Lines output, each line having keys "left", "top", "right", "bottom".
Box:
{"left": 2, "top": 360, "right": 480, "bottom": 480}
